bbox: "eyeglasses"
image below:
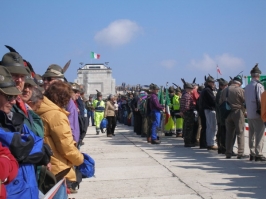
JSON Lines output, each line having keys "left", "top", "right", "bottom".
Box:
{"left": 43, "top": 77, "right": 52, "bottom": 82}
{"left": 4, "top": 94, "right": 17, "bottom": 101}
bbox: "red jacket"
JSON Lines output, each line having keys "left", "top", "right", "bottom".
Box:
{"left": 0, "top": 143, "right": 19, "bottom": 199}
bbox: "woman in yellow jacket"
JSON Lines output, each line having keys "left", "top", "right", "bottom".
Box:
{"left": 36, "top": 81, "right": 84, "bottom": 191}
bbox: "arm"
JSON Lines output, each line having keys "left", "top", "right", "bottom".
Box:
{"left": 50, "top": 113, "right": 84, "bottom": 166}
{"left": 0, "top": 143, "right": 18, "bottom": 185}
{"left": 104, "top": 101, "right": 109, "bottom": 118}
{"left": 261, "top": 91, "right": 266, "bottom": 122}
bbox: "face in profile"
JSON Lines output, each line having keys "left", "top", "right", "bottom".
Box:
{"left": 0, "top": 92, "right": 17, "bottom": 114}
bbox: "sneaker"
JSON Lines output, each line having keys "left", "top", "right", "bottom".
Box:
{"left": 107, "top": 134, "right": 112, "bottom": 137}
{"left": 96, "top": 131, "right": 99, "bottom": 135}
{"left": 255, "top": 156, "right": 266, "bottom": 162}
{"left": 151, "top": 139, "right": 161, "bottom": 144}
{"left": 237, "top": 154, "right": 249, "bottom": 159}
{"left": 207, "top": 145, "right": 218, "bottom": 150}
{"left": 226, "top": 156, "right": 231, "bottom": 159}
{"left": 147, "top": 137, "right": 151, "bottom": 143}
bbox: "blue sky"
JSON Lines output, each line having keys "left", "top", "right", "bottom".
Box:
{"left": 1, "top": 0, "right": 265, "bottom": 88}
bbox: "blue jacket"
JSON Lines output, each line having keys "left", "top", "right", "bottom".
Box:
{"left": 0, "top": 123, "right": 43, "bottom": 199}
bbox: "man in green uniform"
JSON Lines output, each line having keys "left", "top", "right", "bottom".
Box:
{"left": 93, "top": 91, "right": 105, "bottom": 135}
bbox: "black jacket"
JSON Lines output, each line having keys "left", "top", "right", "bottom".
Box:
{"left": 201, "top": 85, "right": 216, "bottom": 110}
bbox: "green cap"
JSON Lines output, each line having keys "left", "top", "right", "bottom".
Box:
{"left": 0, "top": 65, "right": 21, "bottom": 95}
{"left": 42, "top": 64, "right": 64, "bottom": 78}
{"left": 1, "top": 52, "right": 29, "bottom": 75}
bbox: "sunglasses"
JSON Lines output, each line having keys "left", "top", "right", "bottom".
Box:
{"left": 3, "top": 94, "right": 17, "bottom": 101}
{"left": 43, "top": 77, "right": 52, "bottom": 82}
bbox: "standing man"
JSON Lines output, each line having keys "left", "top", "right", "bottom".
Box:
{"left": 180, "top": 82, "right": 195, "bottom": 147}
{"left": 93, "top": 91, "right": 105, "bottom": 135}
{"left": 220, "top": 75, "right": 248, "bottom": 159}
{"left": 244, "top": 64, "right": 265, "bottom": 161}
{"left": 149, "top": 84, "right": 165, "bottom": 144}
{"left": 201, "top": 76, "right": 218, "bottom": 150}
{"left": 131, "top": 92, "right": 142, "bottom": 135}
{"left": 261, "top": 89, "right": 266, "bottom": 126}
{"left": 216, "top": 78, "right": 228, "bottom": 154}
{"left": 85, "top": 96, "right": 95, "bottom": 126}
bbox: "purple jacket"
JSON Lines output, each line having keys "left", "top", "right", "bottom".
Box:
{"left": 66, "top": 99, "right": 80, "bottom": 143}
{"left": 150, "top": 93, "right": 164, "bottom": 111}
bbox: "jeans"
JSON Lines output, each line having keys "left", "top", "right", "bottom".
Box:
{"left": 151, "top": 111, "right": 161, "bottom": 140}
{"left": 87, "top": 110, "right": 95, "bottom": 126}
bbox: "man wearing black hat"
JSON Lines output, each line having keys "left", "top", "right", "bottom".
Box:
{"left": 220, "top": 75, "right": 248, "bottom": 159}
{"left": 216, "top": 78, "right": 228, "bottom": 154}
{"left": 180, "top": 82, "right": 195, "bottom": 147}
{"left": 244, "top": 64, "right": 265, "bottom": 161}
{"left": 201, "top": 75, "right": 218, "bottom": 150}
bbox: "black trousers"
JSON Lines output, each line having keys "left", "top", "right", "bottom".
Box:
{"left": 199, "top": 110, "right": 207, "bottom": 148}
{"left": 134, "top": 111, "right": 142, "bottom": 135}
{"left": 106, "top": 116, "right": 116, "bottom": 135}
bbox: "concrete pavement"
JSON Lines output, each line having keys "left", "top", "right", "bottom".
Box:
{"left": 69, "top": 124, "right": 266, "bottom": 199}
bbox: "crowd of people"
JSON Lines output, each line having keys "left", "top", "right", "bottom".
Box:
{"left": 115, "top": 64, "right": 266, "bottom": 161}
{"left": 0, "top": 48, "right": 101, "bottom": 198}
{"left": 0, "top": 46, "right": 265, "bottom": 199}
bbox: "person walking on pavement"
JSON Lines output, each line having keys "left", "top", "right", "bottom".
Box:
{"left": 180, "top": 82, "right": 195, "bottom": 147}
{"left": 220, "top": 75, "right": 249, "bottom": 159}
{"left": 104, "top": 94, "right": 116, "bottom": 137}
{"left": 201, "top": 75, "right": 218, "bottom": 150}
{"left": 93, "top": 91, "right": 105, "bottom": 135}
{"left": 149, "top": 84, "right": 165, "bottom": 144}
{"left": 244, "top": 64, "right": 266, "bottom": 161}
{"left": 86, "top": 96, "right": 95, "bottom": 126}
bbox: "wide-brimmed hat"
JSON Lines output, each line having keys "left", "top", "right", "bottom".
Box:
{"left": 24, "top": 67, "right": 37, "bottom": 87}
{"left": 42, "top": 64, "right": 65, "bottom": 78}
{"left": 70, "top": 82, "right": 80, "bottom": 92}
{"left": 233, "top": 75, "right": 243, "bottom": 85}
{"left": 250, "top": 63, "right": 261, "bottom": 74}
{"left": 168, "top": 86, "right": 175, "bottom": 93}
{"left": 0, "top": 65, "right": 21, "bottom": 95}
{"left": 217, "top": 78, "right": 228, "bottom": 86}
{"left": 206, "top": 75, "right": 216, "bottom": 83}
{"left": 184, "top": 82, "right": 194, "bottom": 89}
{"left": 1, "top": 52, "right": 29, "bottom": 75}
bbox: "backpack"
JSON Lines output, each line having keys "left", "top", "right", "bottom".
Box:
{"left": 145, "top": 96, "right": 151, "bottom": 116}
{"left": 100, "top": 118, "right": 108, "bottom": 129}
{"left": 77, "top": 153, "right": 95, "bottom": 178}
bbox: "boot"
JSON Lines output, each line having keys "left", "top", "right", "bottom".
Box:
{"left": 151, "top": 139, "right": 161, "bottom": 144}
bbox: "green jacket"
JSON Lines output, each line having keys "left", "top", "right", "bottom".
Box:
{"left": 12, "top": 104, "right": 44, "bottom": 137}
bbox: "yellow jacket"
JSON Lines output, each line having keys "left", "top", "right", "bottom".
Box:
{"left": 261, "top": 91, "right": 266, "bottom": 122}
{"left": 36, "top": 96, "right": 84, "bottom": 181}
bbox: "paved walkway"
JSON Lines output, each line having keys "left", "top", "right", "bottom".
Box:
{"left": 69, "top": 124, "right": 266, "bottom": 199}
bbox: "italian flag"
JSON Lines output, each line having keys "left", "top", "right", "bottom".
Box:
{"left": 91, "top": 52, "right": 100, "bottom": 59}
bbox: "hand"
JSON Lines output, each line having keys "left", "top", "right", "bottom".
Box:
{"left": 162, "top": 108, "right": 165, "bottom": 112}
{"left": 46, "top": 162, "right": 52, "bottom": 171}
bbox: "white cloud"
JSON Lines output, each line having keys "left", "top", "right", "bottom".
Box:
{"left": 160, "top": 59, "right": 177, "bottom": 69}
{"left": 94, "top": 19, "right": 141, "bottom": 47}
{"left": 188, "top": 53, "right": 244, "bottom": 73}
